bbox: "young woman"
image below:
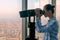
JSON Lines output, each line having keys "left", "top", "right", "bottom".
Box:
{"left": 35, "top": 4, "right": 59, "bottom": 40}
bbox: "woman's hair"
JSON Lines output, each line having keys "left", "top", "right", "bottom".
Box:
{"left": 44, "top": 4, "right": 55, "bottom": 14}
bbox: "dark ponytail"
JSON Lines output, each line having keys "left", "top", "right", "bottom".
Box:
{"left": 45, "top": 4, "right": 55, "bottom": 14}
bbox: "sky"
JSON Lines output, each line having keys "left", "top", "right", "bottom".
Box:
{"left": 0, "top": 0, "right": 21, "bottom": 20}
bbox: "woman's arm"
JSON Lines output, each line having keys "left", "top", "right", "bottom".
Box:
{"left": 35, "top": 17, "right": 56, "bottom": 33}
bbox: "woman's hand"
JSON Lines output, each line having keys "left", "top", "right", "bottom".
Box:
{"left": 35, "top": 8, "right": 42, "bottom": 18}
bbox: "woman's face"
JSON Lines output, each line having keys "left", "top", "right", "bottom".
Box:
{"left": 43, "top": 7, "right": 50, "bottom": 17}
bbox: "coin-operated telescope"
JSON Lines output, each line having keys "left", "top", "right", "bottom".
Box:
{"left": 19, "top": 9, "right": 44, "bottom": 40}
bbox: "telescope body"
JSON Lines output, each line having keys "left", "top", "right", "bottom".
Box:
{"left": 19, "top": 9, "right": 44, "bottom": 18}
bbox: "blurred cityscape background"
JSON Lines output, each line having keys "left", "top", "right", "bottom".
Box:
{"left": 0, "top": 0, "right": 60, "bottom": 40}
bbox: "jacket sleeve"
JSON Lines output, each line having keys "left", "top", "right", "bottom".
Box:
{"left": 35, "top": 17, "right": 56, "bottom": 33}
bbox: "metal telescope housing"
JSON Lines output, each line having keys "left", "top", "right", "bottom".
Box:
{"left": 19, "top": 9, "right": 44, "bottom": 18}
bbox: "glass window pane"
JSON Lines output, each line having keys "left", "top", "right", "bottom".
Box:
{"left": 0, "top": 0, "right": 21, "bottom": 19}
{"left": 28, "top": 0, "right": 40, "bottom": 9}
{"left": 28, "top": 0, "right": 51, "bottom": 9}
{"left": 0, "top": 0, "right": 22, "bottom": 40}
{"left": 56, "top": 0, "right": 60, "bottom": 40}
{"left": 56, "top": 0, "right": 60, "bottom": 31}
